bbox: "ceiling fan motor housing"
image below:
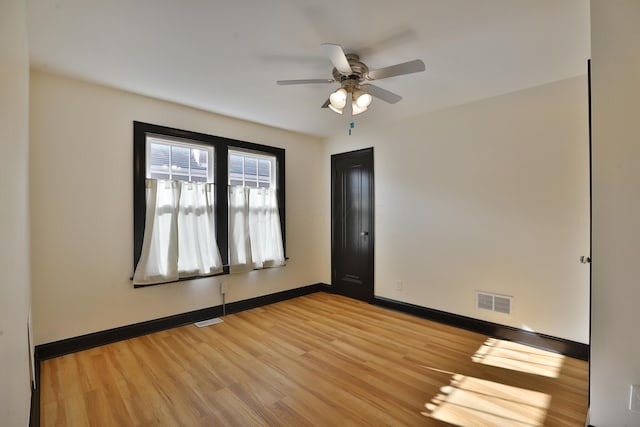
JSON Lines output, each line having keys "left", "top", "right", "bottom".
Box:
{"left": 332, "top": 54, "right": 369, "bottom": 88}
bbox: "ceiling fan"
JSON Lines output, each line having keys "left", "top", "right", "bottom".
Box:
{"left": 277, "top": 43, "right": 426, "bottom": 115}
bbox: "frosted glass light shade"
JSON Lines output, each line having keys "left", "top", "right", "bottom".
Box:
{"left": 352, "top": 101, "right": 368, "bottom": 115}
{"left": 353, "top": 89, "right": 372, "bottom": 108}
{"left": 329, "top": 88, "right": 347, "bottom": 109}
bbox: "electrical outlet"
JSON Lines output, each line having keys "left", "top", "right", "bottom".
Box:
{"left": 219, "top": 282, "right": 227, "bottom": 295}
{"left": 629, "top": 385, "right": 640, "bottom": 413}
{"left": 395, "top": 280, "right": 403, "bottom": 291}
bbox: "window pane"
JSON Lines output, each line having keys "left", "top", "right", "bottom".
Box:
{"left": 190, "top": 148, "right": 208, "bottom": 180}
{"left": 258, "top": 159, "right": 270, "bottom": 178}
{"left": 244, "top": 158, "right": 258, "bottom": 188}
{"left": 171, "top": 146, "right": 190, "bottom": 176}
{"left": 149, "top": 143, "right": 171, "bottom": 178}
{"left": 229, "top": 154, "right": 243, "bottom": 185}
{"left": 230, "top": 154, "right": 243, "bottom": 174}
{"left": 244, "top": 158, "right": 257, "bottom": 178}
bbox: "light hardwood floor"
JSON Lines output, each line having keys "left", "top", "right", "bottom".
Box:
{"left": 40, "top": 292, "right": 588, "bottom": 426}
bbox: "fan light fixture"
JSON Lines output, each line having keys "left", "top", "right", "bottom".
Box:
{"left": 329, "top": 86, "right": 372, "bottom": 116}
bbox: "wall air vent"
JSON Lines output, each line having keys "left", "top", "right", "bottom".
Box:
{"left": 477, "top": 293, "right": 494, "bottom": 311}
{"left": 476, "top": 291, "right": 512, "bottom": 315}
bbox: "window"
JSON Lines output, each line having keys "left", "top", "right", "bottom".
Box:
{"left": 133, "top": 135, "right": 221, "bottom": 285}
{"left": 227, "top": 150, "right": 284, "bottom": 273}
{"left": 133, "top": 122, "right": 285, "bottom": 287}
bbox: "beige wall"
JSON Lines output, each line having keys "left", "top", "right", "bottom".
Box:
{"left": 0, "top": 0, "right": 32, "bottom": 425}
{"left": 29, "top": 70, "right": 325, "bottom": 345}
{"left": 322, "top": 76, "right": 590, "bottom": 343}
{"left": 590, "top": 1, "right": 640, "bottom": 424}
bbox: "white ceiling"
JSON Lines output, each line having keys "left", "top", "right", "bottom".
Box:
{"left": 27, "top": 0, "right": 590, "bottom": 138}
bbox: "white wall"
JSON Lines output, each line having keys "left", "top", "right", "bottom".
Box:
{"left": 322, "top": 76, "right": 590, "bottom": 343}
{"left": 30, "top": 70, "right": 325, "bottom": 345}
{"left": 590, "top": 1, "right": 640, "bottom": 425}
{"left": 0, "top": 0, "right": 32, "bottom": 425}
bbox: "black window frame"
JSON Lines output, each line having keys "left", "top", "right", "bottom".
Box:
{"left": 133, "top": 121, "right": 285, "bottom": 287}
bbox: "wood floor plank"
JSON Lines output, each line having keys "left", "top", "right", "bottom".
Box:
{"left": 40, "top": 292, "right": 588, "bottom": 426}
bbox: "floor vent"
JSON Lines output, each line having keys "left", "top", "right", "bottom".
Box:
{"left": 194, "top": 318, "right": 224, "bottom": 328}
{"left": 476, "top": 292, "right": 512, "bottom": 315}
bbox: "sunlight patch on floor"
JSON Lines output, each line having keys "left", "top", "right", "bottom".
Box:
{"left": 422, "top": 374, "right": 551, "bottom": 427}
{"left": 472, "top": 338, "right": 565, "bottom": 378}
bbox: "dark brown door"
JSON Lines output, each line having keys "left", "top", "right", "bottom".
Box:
{"left": 331, "top": 148, "right": 374, "bottom": 302}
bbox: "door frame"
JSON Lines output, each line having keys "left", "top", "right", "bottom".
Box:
{"left": 331, "top": 147, "right": 375, "bottom": 302}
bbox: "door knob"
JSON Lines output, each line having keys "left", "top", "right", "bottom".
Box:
{"left": 580, "top": 256, "right": 591, "bottom": 264}
{"left": 360, "top": 231, "right": 369, "bottom": 236}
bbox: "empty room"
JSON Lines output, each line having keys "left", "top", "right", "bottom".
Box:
{"left": 3, "top": 1, "right": 639, "bottom": 426}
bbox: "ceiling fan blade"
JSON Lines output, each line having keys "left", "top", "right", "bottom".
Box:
{"left": 321, "top": 98, "right": 330, "bottom": 108}
{"left": 362, "top": 84, "right": 402, "bottom": 104}
{"left": 277, "top": 79, "right": 334, "bottom": 85}
{"left": 366, "top": 59, "right": 426, "bottom": 80}
{"left": 320, "top": 43, "right": 353, "bottom": 75}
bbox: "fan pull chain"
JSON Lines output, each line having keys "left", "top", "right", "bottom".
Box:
{"left": 349, "top": 121, "right": 355, "bottom": 135}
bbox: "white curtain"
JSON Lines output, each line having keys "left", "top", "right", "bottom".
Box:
{"left": 228, "top": 186, "right": 285, "bottom": 273}
{"left": 133, "top": 180, "right": 180, "bottom": 284}
{"left": 133, "top": 179, "right": 222, "bottom": 285}
{"left": 249, "top": 187, "right": 285, "bottom": 268}
{"left": 228, "top": 186, "right": 252, "bottom": 272}
{"left": 177, "top": 181, "right": 222, "bottom": 278}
